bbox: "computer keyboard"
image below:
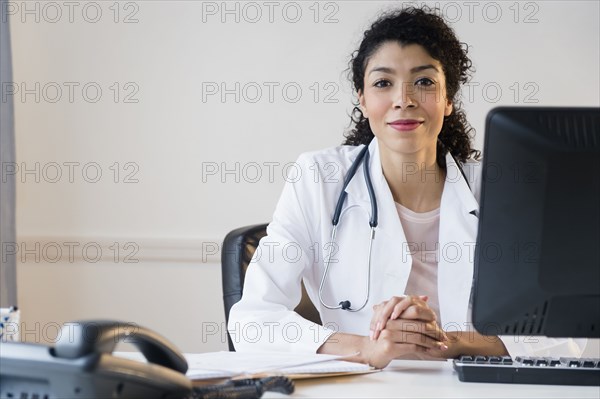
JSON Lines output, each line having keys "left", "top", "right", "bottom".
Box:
{"left": 453, "top": 355, "right": 600, "bottom": 386}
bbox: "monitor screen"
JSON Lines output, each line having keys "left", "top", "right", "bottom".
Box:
{"left": 472, "top": 106, "right": 600, "bottom": 338}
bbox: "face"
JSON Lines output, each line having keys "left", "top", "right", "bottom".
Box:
{"left": 358, "top": 41, "right": 453, "bottom": 162}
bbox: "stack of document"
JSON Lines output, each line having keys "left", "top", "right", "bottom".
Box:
{"left": 185, "top": 351, "right": 373, "bottom": 380}
{"left": 115, "top": 351, "right": 373, "bottom": 380}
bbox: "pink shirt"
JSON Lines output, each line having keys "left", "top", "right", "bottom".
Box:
{"left": 395, "top": 202, "right": 441, "bottom": 322}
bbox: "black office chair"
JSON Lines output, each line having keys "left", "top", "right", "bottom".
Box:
{"left": 221, "top": 223, "right": 322, "bottom": 351}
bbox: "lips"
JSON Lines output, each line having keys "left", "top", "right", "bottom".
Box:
{"left": 388, "top": 119, "right": 423, "bottom": 132}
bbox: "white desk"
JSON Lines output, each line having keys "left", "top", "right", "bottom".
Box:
{"left": 265, "top": 360, "right": 600, "bottom": 398}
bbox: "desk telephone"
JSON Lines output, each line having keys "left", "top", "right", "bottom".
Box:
{"left": 0, "top": 320, "right": 193, "bottom": 398}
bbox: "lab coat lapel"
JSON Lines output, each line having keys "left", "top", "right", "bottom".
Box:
{"left": 438, "top": 152, "right": 479, "bottom": 330}
{"left": 343, "top": 140, "right": 411, "bottom": 300}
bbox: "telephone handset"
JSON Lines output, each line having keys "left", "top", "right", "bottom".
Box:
{"left": 0, "top": 320, "right": 193, "bottom": 399}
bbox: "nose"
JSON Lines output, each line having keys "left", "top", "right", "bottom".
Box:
{"left": 393, "top": 83, "right": 417, "bottom": 109}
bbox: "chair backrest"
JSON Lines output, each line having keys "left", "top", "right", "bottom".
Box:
{"left": 221, "top": 223, "right": 322, "bottom": 351}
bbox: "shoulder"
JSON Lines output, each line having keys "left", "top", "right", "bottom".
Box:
{"left": 293, "top": 144, "right": 365, "bottom": 180}
{"left": 269, "top": 145, "right": 364, "bottom": 238}
{"left": 296, "top": 144, "right": 364, "bottom": 166}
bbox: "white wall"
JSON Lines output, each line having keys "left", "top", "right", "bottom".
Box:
{"left": 7, "top": 1, "right": 599, "bottom": 353}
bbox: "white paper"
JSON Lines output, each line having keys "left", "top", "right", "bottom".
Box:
{"left": 114, "top": 351, "right": 371, "bottom": 380}
{"left": 185, "top": 351, "right": 369, "bottom": 378}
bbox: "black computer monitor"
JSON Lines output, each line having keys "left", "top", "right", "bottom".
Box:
{"left": 472, "top": 106, "right": 600, "bottom": 338}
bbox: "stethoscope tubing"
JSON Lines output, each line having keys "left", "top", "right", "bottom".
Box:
{"left": 319, "top": 144, "right": 377, "bottom": 311}
{"left": 318, "top": 224, "right": 375, "bottom": 312}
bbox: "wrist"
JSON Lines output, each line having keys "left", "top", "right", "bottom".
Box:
{"left": 337, "top": 334, "right": 373, "bottom": 366}
{"left": 446, "top": 331, "right": 508, "bottom": 357}
{"left": 356, "top": 335, "right": 374, "bottom": 365}
{"left": 446, "top": 331, "right": 466, "bottom": 357}
{"left": 317, "top": 332, "right": 374, "bottom": 365}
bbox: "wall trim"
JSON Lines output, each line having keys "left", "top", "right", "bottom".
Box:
{"left": 12, "top": 236, "right": 224, "bottom": 264}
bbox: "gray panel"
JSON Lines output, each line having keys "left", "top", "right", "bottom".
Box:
{"left": 0, "top": 0, "right": 16, "bottom": 307}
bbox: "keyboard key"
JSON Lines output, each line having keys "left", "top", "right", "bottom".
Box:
{"left": 582, "top": 361, "right": 595, "bottom": 368}
{"left": 459, "top": 356, "right": 474, "bottom": 363}
{"left": 568, "top": 360, "right": 581, "bottom": 368}
{"left": 475, "top": 356, "right": 488, "bottom": 364}
{"left": 536, "top": 359, "right": 548, "bottom": 366}
{"left": 501, "top": 357, "right": 513, "bottom": 365}
{"left": 522, "top": 359, "right": 535, "bottom": 366}
{"left": 550, "top": 360, "right": 561, "bottom": 367}
{"left": 489, "top": 356, "right": 502, "bottom": 364}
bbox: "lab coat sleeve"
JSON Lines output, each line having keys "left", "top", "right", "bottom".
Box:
{"left": 227, "top": 153, "right": 336, "bottom": 353}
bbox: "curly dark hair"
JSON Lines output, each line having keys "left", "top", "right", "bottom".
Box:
{"left": 343, "top": 6, "right": 480, "bottom": 167}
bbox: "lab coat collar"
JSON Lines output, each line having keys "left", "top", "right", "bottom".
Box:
{"left": 343, "top": 140, "right": 399, "bottom": 239}
{"left": 444, "top": 152, "right": 479, "bottom": 217}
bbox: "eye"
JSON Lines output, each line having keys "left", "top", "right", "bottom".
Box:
{"left": 415, "top": 77, "right": 435, "bottom": 87}
{"left": 373, "top": 79, "right": 391, "bottom": 88}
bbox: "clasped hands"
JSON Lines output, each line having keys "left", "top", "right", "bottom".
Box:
{"left": 363, "top": 295, "right": 453, "bottom": 368}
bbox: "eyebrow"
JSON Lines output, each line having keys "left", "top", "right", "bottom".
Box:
{"left": 368, "top": 64, "right": 439, "bottom": 76}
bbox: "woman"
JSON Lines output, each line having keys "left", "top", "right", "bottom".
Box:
{"left": 228, "top": 6, "right": 577, "bottom": 368}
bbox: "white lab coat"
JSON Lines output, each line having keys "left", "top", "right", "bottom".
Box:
{"left": 228, "top": 139, "right": 590, "bottom": 357}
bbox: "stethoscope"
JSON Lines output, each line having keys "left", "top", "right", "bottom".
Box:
{"left": 317, "top": 144, "right": 472, "bottom": 312}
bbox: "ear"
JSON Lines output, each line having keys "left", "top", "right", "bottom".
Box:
{"left": 358, "top": 89, "right": 368, "bottom": 118}
{"left": 444, "top": 99, "right": 453, "bottom": 117}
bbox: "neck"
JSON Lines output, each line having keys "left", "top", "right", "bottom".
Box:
{"left": 378, "top": 143, "right": 445, "bottom": 212}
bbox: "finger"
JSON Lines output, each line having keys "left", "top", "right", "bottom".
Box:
{"left": 425, "top": 347, "right": 449, "bottom": 359}
{"left": 379, "top": 327, "right": 448, "bottom": 351}
{"left": 371, "top": 296, "right": 409, "bottom": 339}
{"left": 374, "top": 295, "right": 430, "bottom": 340}
{"left": 388, "top": 295, "right": 427, "bottom": 320}
{"left": 369, "top": 301, "right": 388, "bottom": 335}
{"left": 371, "top": 296, "right": 431, "bottom": 340}
{"left": 396, "top": 302, "right": 437, "bottom": 322}
{"left": 386, "top": 319, "right": 448, "bottom": 342}
{"left": 370, "top": 297, "right": 401, "bottom": 336}
{"left": 372, "top": 301, "right": 387, "bottom": 311}
{"left": 385, "top": 319, "right": 446, "bottom": 342}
